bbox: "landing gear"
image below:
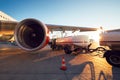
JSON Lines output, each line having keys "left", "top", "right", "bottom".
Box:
{"left": 104, "top": 50, "right": 120, "bottom": 67}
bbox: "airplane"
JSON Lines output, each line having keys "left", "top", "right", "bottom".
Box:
{"left": 0, "top": 18, "right": 120, "bottom": 67}
{"left": 0, "top": 19, "right": 97, "bottom": 50}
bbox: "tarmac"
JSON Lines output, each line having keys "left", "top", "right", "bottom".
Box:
{"left": 0, "top": 44, "right": 120, "bottom": 80}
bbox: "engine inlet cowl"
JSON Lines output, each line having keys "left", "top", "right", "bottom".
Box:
{"left": 14, "top": 18, "right": 49, "bottom": 51}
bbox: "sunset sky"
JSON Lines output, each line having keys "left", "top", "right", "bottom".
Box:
{"left": 0, "top": 0, "right": 120, "bottom": 30}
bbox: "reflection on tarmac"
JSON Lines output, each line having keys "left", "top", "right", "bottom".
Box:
{"left": 0, "top": 44, "right": 120, "bottom": 80}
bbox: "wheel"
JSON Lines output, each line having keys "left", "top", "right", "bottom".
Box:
{"left": 105, "top": 51, "right": 120, "bottom": 67}
{"left": 64, "top": 45, "right": 72, "bottom": 54}
{"left": 73, "top": 47, "right": 83, "bottom": 54}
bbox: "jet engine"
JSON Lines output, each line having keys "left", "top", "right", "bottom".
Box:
{"left": 14, "top": 19, "right": 49, "bottom": 51}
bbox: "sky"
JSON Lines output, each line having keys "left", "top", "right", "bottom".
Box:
{"left": 0, "top": 0, "right": 120, "bottom": 30}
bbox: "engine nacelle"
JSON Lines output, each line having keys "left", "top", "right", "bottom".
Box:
{"left": 14, "top": 19, "right": 49, "bottom": 51}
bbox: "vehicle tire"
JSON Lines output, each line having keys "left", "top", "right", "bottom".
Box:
{"left": 64, "top": 45, "right": 72, "bottom": 54}
{"left": 73, "top": 47, "right": 83, "bottom": 54}
{"left": 105, "top": 51, "right": 120, "bottom": 67}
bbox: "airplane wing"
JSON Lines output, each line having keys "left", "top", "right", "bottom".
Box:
{"left": 5, "top": 18, "right": 98, "bottom": 51}
{"left": 0, "top": 20, "right": 98, "bottom": 41}
{"left": 46, "top": 24, "right": 98, "bottom": 32}
{"left": 106, "top": 29, "right": 120, "bottom": 32}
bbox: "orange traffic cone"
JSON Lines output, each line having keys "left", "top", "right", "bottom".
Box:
{"left": 60, "top": 56, "right": 67, "bottom": 71}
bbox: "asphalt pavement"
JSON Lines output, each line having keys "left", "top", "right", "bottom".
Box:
{"left": 0, "top": 44, "right": 120, "bottom": 80}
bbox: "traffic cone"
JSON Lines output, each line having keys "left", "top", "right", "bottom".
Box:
{"left": 60, "top": 56, "right": 67, "bottom": 71}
